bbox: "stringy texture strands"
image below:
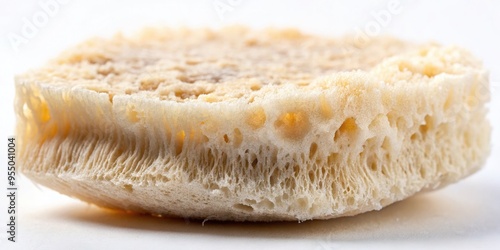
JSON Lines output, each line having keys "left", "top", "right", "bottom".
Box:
{"left": 15, "top": 27, "right": 490, "bottom": 221}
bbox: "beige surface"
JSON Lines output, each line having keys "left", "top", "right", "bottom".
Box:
{"left": 15, "top": 27, "right": 491, "bottom": 221}
{"left": 1, "top": 0, "right": 500, "bottom": 249}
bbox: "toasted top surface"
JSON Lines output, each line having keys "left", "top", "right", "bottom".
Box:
{"left": 17, "top": 27, "right": 415, "bottom": 102}
{"left": 18, "top": 26, "right": 482, "bottom": 103}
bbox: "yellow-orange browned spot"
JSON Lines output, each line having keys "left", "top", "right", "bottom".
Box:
{"left": 126, "top": 104, "right": 140, "bottom": 123}
{"left": 338, "top": 117, "right": 358, "bottom": 134}
{"left": 247, "top": 107, "right": 266, "bottom": 129}
{"left": 398, "top": 61, "right": 414, "bottom": 72}
{"left": 268, "top": 28, "right": 304, "bottom": 39}
{"left": 40, "top": 102, "right": 51, "bottom": 122}
{"left": 188, "top": 128, "right": 202, "bottom": 143}
{"left": 319, "top": 94, "right": 333, "bottom": 119}
{"left": 139, "top": 77, "right": 161, "bottom": 91}
{"left": 39, "top": 124, "right": 58, "bottom": 144}
{"left": 202, "top": 95, "right": 220, "bottom": 103}
{"left": 31, "top": 98, "right": 51, "bottom": 123}
{"left": 334, "top": 117, "right": 358, "bottom": 141}
{"left": 423, "top": 64, "right": 439, "bottom": 77}
{"left": 175, "top": 130, "right": 185, "bottom": 155}
{"left": 233, "top": 128, "right": 243, "bottom": 147}
{"left": 419, "top": 49, "right": 429, "bottom": 56}
{"left": 274, "top": 111, "right": 310, "bottom": 140}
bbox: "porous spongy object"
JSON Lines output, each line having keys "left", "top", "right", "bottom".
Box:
{"left": 15, "top": 27, "right": 491, "bottom": 221}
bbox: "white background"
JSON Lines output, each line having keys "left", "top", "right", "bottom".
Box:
{"left": 1, "top": 0, "right": 499, "bottom": 249}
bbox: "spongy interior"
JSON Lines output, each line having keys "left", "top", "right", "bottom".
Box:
{"left": 15, "top": 27, "right": 491, "bottom": 221}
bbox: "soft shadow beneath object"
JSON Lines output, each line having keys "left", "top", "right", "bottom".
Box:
{"left": 47, "top": 183, "right": 500, "bottom": 242}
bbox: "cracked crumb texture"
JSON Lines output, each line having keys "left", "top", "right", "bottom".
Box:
{"left": 15, "top": 26, "right": 491, "bottom": 221}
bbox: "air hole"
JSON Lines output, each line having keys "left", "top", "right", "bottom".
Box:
{"left": 36, "top": 99, "right": 51, "bottom": 123}
{"left": 258, "top": 199, "right": 275, "bottom": 209}
{"left": 274, "top": 111, "right": 310, "bottom": 140}
{"left": 308, "top": 170, "right": 315, "bottom": 182}
{"left": 386, "top": 111, "right": 397, "bottom": 127}
{"left": 398, "top": 61, "right": 415, "bottom": 73}
{"left": 208, "top": 183, "right": 220, "bottom": 191}
{"left": 251, "top": 158, "right": 258, "bottom": 168}
{"left": 282, "top": 193, "right": 289, "bottom": 200}
{"left": 175, "top": 130, "right": 185, "bottom": 155}
{"left": 233, "top": 128, "right": 243, "bottom": 146}
{"left": 123, "top": 184, "right": 133, "bottom": 193}
{"left": 370, "top": 162, "right": 378, "bottom": 171}
{"left": 293, "top": 165, "right": 300, "bottom": 177}
{"left": 269, "top": 168, "right": 279, "bottom": 186}
{"left": 390, "top": 186, "right": 399, "bottom": 195}
{"left": 173, "top": 88, "right": 213, "bottom": 99}
{"left": 176, "top": 74, "right": 195, "bottom": 83}
{"left": 419, "top": 125, "right": 428, "bottom": 135}
{"left": 381, "top": 168, "right": 388, "bottom": 177}
{"left": 185, "top": 58, "right": 201, "bottom": 65}
{"left": 382, "top": 137, "right": 391, "bottom": 151}
{"left": 201, "top": 135, "right": 209, "bottom": 143}
{"left": 244, "top": 199, "right": 257, "bottom": 205}
{"left": 139, "top": 77, "right": 161, "bottom": 91}
{"left": 233, "top": 203, "right": 254, "bottom": 212}
{"left": 126, "top": 104, "right": 140, "bottom": 123}
{"left": 410, "top": 133, "right": 418, "bottom": 141}
{"left": 223, "top": 134, "right": 229, "bottom": 143}
{"left": 334, "top": 117, "right": 358, "bottom": 141}
{"left": 247, "top": 107, "right": 266, "bottom": 129}
{"left": 220, "top": 187, "right": 230, "bottom": 198}
{"left": 347, "top": 197, "right": 355, "bottom": 206}
{"left": 309, "top": 142, "right": 318, "bottom": 159}
{"left": 250, "top": 84, "right": 261, "bottom": 91}
{"left": 297, "top": 198, "right": 309, "bottom": 209}
{"left": 380, "top": 198, "right": 391, "bottom": 206}
{"left": 423, "top": 64, "right": 439, "bottom": 77}
{"left": 419, "top": 115, "right": 433, "bottom": 137}
{"left": 327, "top": 153, "right": 339, "bottom": 165}
{"left": 319, "top": 94, "right": 333, "bottom": 119}
{"left": 419, "top": 168, "right": 426, "bottom": 178}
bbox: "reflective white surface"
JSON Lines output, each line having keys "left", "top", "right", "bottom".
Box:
{"left": 1, "top": 0, "right": 499, "bottom": 249}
